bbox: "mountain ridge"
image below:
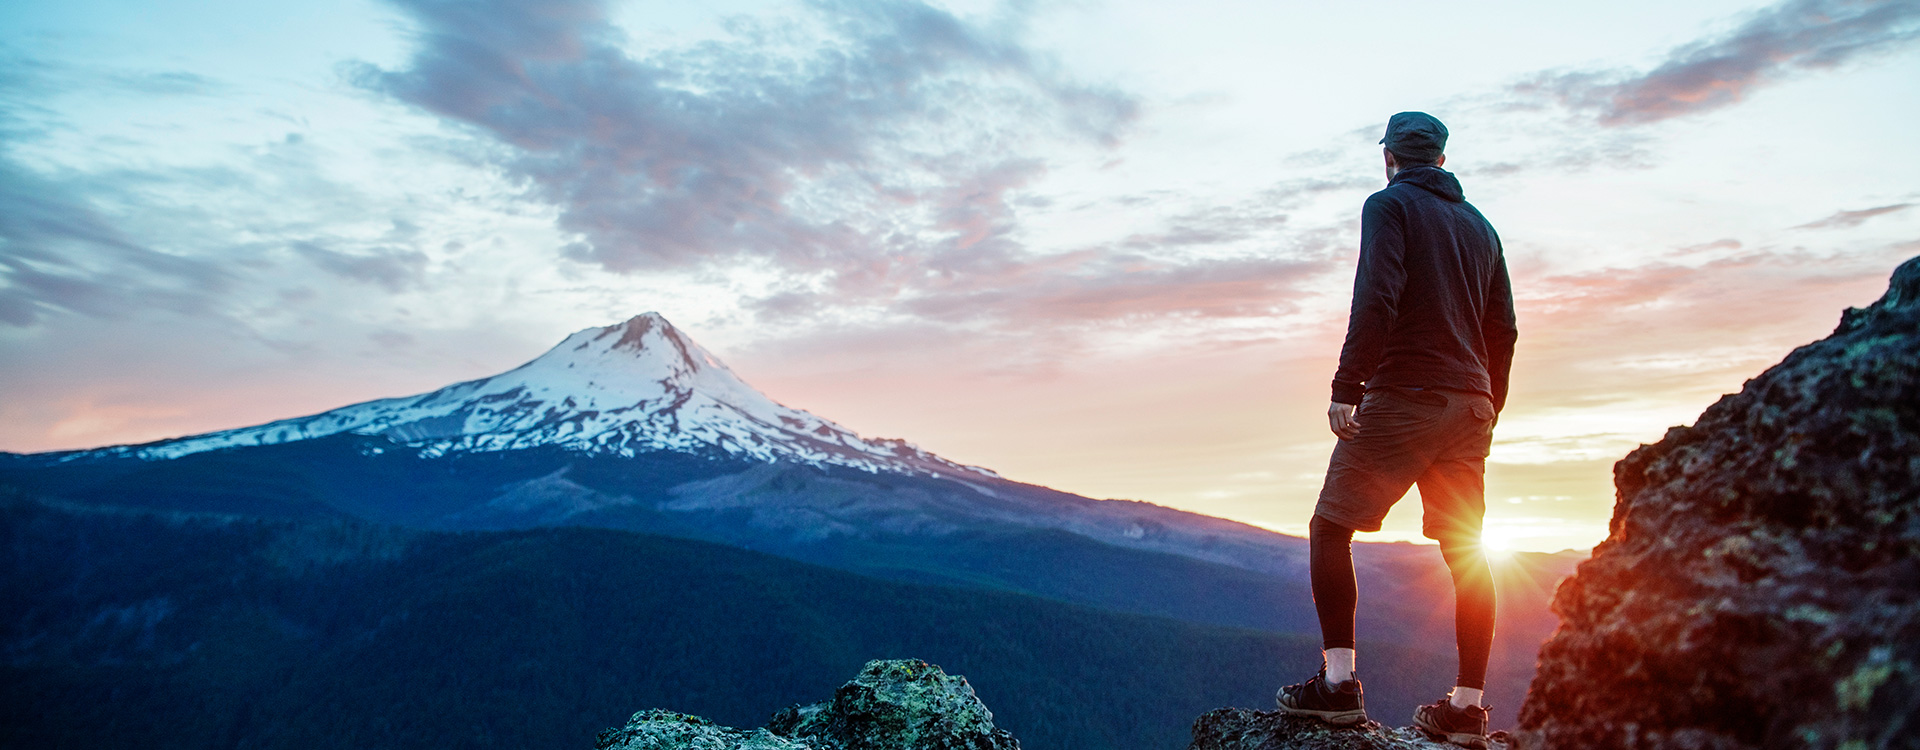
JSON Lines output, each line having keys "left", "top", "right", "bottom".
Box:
{"left": 5, "top": 314, "right": 1336, "bottom": 582}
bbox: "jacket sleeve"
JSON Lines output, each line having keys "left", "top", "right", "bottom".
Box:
{"left": 1483, "top": 236, "right": 1518, "bottom": 413}
{"left": 1331, "top": 193, "right": 1407, "bottom": 405}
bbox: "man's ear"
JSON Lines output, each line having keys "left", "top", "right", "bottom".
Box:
{"left": 1383, "top": 148, "right": 1398, "bottom": 169}
{"left": 1436, "top": 154, "right": 1446, "bottom": 167}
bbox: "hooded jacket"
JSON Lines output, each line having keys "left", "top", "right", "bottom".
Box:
{"left": 1331, "top": 165, "right": 1517, "bottom": 411}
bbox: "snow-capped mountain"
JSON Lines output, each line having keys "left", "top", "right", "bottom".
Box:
{"left": 88, "top": 314, "right": 993, "bottom": 478}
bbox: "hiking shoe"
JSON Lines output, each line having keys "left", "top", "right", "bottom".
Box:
{"left": 1412, "top": 698, "right": 1490, "bottom": 749}
{"left": 1275, "top": 668, "right": 1366, "bottom": 725}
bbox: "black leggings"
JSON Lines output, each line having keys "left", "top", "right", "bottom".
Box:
{"left": 1309, "top": 514, "right": 1494, "bottom": 689}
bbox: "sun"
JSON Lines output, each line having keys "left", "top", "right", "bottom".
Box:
{"left": 1482, "top": 527, "right": 1518, "bottom": 563}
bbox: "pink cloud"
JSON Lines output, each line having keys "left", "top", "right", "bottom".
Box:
{"left": 1504, "top": 247, "right": 1916, "bottom": 413}
{"left": 1792, "top": 203, "right": 1913, "bottom": 230}
{"left": 1515, "top": 0, "right": 1920, "bottom": 125}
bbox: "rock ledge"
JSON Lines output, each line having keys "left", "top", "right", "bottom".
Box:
{"left": 1188, "top": 708, "right": 1509, "bottom": 750}
{"left": 596, "top": 659, "right": 1019, "bottom": 750}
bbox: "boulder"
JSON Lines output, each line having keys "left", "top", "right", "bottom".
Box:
{"left": 596, "top": 659, "right": 1019, "bottom": 750}
{"left": 1514, "top": 256, "right": 1920, "bottom": 748}
{"left": 767, "top": 659, "right": 1019, "bottom": 750}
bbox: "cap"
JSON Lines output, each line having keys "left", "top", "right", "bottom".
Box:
{"left": 1379, "top": 111, "right": 1447, "bottom": 163}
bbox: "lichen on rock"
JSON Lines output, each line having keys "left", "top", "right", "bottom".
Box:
{"left": 594, "top": 659, "right": 1019, "bottom": 750}
{"left": 1513, "top": 256, "right": 1920, "bottom": 749}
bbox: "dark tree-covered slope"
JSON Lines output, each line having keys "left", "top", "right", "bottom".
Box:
{"left": 3, "top": 497, "right": 1459, "bottom": 750}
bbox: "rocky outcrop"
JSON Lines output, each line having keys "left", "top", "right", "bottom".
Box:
{"left": 1514, "top": 256, "right": 1920, "bottom": 749}
{"left": 595, "top": 710, "right": 810, "bottom": 750}
{"left": 765, "top": 659, "right": 1020, "bottom": 750}
{"left": 596, "top": 660, "right": 1019, "bottom": 750}
{"left": 1188, "top": 709, "right": 1509, "bottom": 750}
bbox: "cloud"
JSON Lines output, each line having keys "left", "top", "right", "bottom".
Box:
{"left": 0, "top": 157, "right": 234, "bottom": 327}
{"left": 1514, "top": 0, "right": 1920, "bottom": 125}
{"left": 351, "top": 0, "right": 1136, "bottom": 278}
{"left": 897, "top": 253, "right": 1329, "bottom": 327}
{"left": 105, "top": 70, "right": 225, "bottom": 97}
{"left": 1119, "top": 203, "right": 1291, "bottom": 251}
{"left": 1508, "top": 245, "right": 1917, "bottom": 399}
{"left": 733, "top": 173, "right": 1345, "bottom": 335}
{"left": 0, "top": 57, "right": 454, "bottom": 333}
{"left": 1791, "top": 202, "right": 1912, "bottom": 229}
{"left": 291, "top": 241, "right": 429, "bottom": 292}
{"left": 333, "top": 0, "right": 1367, "bottom": 341}
{"left": 343, "top": 0, "right": 1368, "bottom": 345}
{"left": 0, "top": 47, "right": 225, "bottom": 108}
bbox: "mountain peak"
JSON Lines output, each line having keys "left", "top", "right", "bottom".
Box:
{"left": 603, "top": 312, "right": 673, "bottom": 351}
{"left": 81, "top": 316, "right": 993, "bottom": 478}
{"left": 581, "top": 312, "right": 712, "bottom": 379}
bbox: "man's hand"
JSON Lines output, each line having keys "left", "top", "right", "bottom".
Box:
{"left": 1328, "top": 401, "right": 1360, "bottom": 441}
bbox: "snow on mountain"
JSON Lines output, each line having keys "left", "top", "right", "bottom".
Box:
{"left": 85, "top": 314, "right": 995, "bottom": 478}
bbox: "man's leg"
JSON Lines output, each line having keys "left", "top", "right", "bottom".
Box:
{"left": 1309, "top": 514, "right": 1358, "bottom": 683}
{"left": 1276, "top": 508, "right": 1368, "bottom": 723}
{"left": 1410, "top": 530, "right": 1497, "bottom": 747}
{"left": 1282, "top": 390, "right": 1440, "bottom": 722}
{"left": 1437, "top": 533, "right": 1494, "bottom": 703}
{"left": 1416, "top": 390, "right": 1497, "bottom": 709}
{"left": 1309, "top": 389, "right": 1446, "bottom": 682}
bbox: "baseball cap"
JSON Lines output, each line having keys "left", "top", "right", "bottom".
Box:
{"left": 1379, "top": 111, "right": 1447, "bottom": 163}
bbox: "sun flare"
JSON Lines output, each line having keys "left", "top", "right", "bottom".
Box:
{"left": 1482, "top": 527, "right": 1517, "bottom": 563}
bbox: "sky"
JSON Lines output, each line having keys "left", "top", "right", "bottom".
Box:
{"left": 3, "top": 0, "right": 1917, "bottom": 553}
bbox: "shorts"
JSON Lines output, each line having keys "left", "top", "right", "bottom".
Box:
{"left": 1312, "top": 386, "right": 1496, "bottom": 541}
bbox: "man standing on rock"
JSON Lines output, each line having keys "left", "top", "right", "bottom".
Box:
{"left": 1275, "top": 111, "right": 1516, "bottom": 749}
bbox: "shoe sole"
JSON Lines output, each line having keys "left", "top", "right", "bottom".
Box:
{"left": 1413, "top": 722, "right": 1489, "bottom": 749}
{"left": 1274, "top": 700, "right": 1367, "bottom": 726}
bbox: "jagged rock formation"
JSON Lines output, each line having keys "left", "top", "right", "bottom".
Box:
{"left": 1187, "top": 709, "right": 1509, "bottom": 750}
{"left": 597, "top": 660, "right": 1019, "bottom": 750}
{"left": 1514, "top": 256, "right": 1920, "bottom": 749}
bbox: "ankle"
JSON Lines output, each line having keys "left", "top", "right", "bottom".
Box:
{"left": 1324, "top": 648, "right": 1356, "bottom": 684}
{"left": 1448, "top": 686, "right": 1483, "bottom": 709}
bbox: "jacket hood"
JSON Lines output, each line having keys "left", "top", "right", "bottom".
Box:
{"left": 1390, "top": 165, "right": 1464, "bottom": 202}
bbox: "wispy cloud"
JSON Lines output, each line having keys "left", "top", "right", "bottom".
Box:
{"left": 0, "top": 157, "right": 235, "bottom": 326}
{"left": 896, "top": 253, "right": 1329, "bottom": 327}
{"left": 0, "top": 57, "right": 452, "bottom": 332}
{"left": 740, "top": 176, "right": 1343, "bottom": 334}
{"left": 1792, "top": 202, "right": 1912, "bottom": 229}
{"left": 1514, "top": 0, "right": 1920, "bottom": 125}
{"left": 291, "top": 241, "right": 430, "bottom": 292}
{"left": 1508, "top": 245, "right": 1917, "bottom": 403}
{"left": 104, "top": 70, "right": 225, "bottom": 97}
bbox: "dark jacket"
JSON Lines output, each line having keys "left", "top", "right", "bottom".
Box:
{"left": 1331, "top": 165, "right": 1517, "bottom": 411}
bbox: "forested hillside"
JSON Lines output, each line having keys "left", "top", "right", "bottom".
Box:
{"left": 1, "top": 497, "right": 1454, "bottom": 749}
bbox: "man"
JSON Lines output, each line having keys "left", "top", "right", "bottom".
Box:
{"left": 1275, "top": 111, "right": 1517, "bottom": 749}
